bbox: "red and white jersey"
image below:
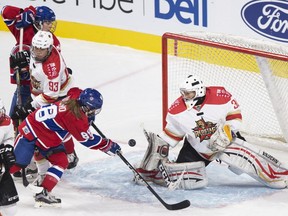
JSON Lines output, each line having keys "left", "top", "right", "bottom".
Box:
{"left": 18, "top": 101, "right": 90, "bottom": 150}
{"left": 1, "top": 5, "right": 61, "bottom": 50}
{"left": 0, "top": 115, "right": 14, "bottom": 146}
{"left": 160, "top": 86, "right": 242, "bottom": 158}
{"left": 1, "top": 5, "right": 61, "bottom": 85}
{"left": 17, "top": 88, "right": 105, "bottom": 151}
{"left": 29, "top": 46, "right": 74, "bottom": 108}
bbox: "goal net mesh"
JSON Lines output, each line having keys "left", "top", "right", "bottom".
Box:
{"left": 162, "top": 32, "right": 288, "bottom": 142}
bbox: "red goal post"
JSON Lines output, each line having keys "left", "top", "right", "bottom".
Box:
{"left": 162, "top": 32, "right": 288, "bottom": 142}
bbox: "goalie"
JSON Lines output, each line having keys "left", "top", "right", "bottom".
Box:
{"left": 134, "top": 75, "right": 288, "bottom": 190}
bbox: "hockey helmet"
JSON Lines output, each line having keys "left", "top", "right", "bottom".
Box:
{"left": 31, "top": 30, "right": 54, "bottom": 62}
{"left": 78, "top": 88, "right": 103, "bottom": 118}
{"left": 179, "top": 75, "right": 206, "bottom": 108}
{"left": 34, "top": 6, "right": 57, "bottom": 32}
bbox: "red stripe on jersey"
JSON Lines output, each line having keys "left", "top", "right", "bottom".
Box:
{"left": 41, "top": 93, "right": 58, "bottom": 103}
{"left": 163, "top": 128, "right": 183, "bottom": 142}
{"left": 226, "top": 112, "right": 242, "bottom": 121}
{"left": 60, "top": 75, "right": 70, "bottom": 91}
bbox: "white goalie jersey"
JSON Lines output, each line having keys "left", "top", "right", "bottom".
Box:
{"left": 160, "top": 86, "right": 242, "bottom": 159}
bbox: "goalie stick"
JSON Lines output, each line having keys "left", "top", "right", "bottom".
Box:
{"left": 91, "top": 122, "right": 191, "bottom": 210}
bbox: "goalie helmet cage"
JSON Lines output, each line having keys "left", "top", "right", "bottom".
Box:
{"left": 162, "top": 32, "right": 288, "bottom": 143}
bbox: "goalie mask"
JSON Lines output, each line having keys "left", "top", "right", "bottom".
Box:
{"left": 179, "top": 75, "right": 206, "bottom": 109}
{"left": 31, "top": 30, "right": 53, "bottom": 62}
{"left": 78, "top": 88, "right": 103, "bottom": 122}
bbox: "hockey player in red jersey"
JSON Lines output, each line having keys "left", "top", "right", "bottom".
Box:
{"left": 135, "top": 75, "right": 288, "bottom": 190}
{"left": 1, "top": 5, "right": 71, "bottom": 176}
{"left": 0, "top": 99, "right": 19, "bottom": 216}
{"left": 1, "top": 5, "right": 59, "bottom": 47}
{"left": 10, "top": 31, "right": 77, "bottom": 181}
{"left": 9, "top": 87, "right": 121, "bottom": 207}
{"left": 1, "top": 5, "right": 61, "bottom": 119}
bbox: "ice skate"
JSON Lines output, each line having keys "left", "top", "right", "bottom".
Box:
{"left": 34, "top": 189, "right": 61, "bottom": 208}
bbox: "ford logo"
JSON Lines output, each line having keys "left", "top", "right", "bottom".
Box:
{"left": 241, "top": 0, "right": 288, "bottom": 43}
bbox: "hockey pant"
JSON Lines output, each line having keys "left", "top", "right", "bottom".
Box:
{"left": 33, "top": 135, "right": 76, "bottom": 175}
{"left": 216, "top": 138, "right": 288, "bottom": 189}
{"left": 10, "top": 135, "right": 69, "bottom": 192}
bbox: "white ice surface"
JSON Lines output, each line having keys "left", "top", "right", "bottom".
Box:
{"left": 1, "top": 31, "right": 288, "bottom": 216}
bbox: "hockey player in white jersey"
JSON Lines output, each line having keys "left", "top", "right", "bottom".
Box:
{"left": 10, "top": 30, "right": 77, "bottom": 185}
{"left": 135, "top": 75, "right": 288, "bottom": 190}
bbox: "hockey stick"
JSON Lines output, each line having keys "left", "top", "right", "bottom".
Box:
{"left": 14, "top": 28, "right": 24, "bottom": 136}
{"left": 91, "top": 122, "right": 190, "bottom": 210}
{"left": 21, "top": 169, "right": 43, "bottom": 194}
{"left": 17, "top": 28, "right": 42, "bottom": 194}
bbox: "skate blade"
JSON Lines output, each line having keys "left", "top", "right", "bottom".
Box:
{"left": 34, "top": 201, "right": 61, "bottom": 208}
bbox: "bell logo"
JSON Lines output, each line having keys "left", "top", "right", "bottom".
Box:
{"left": 155, "top": 0, "right": 208, "bottom": 26}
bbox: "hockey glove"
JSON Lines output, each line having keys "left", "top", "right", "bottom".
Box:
{"left": 100, "top": 139, "right": 121, "bottom": 156}
{"left": 0, "top": 144, "right": 16, "bottom": 169}
{"left": 208, "top": 124, "right": 234, "bottom": 152}
{"left": 15, "top": 9, "right": 35, "bottom": 29}
{"left": 11, "top": 103, "right": 35, "bottom": 120}
{"left": 88, "top": 115, "right": 95, "bottom": 125}
{"left": 10, "top": 50, "right": 30, "bottom": 69}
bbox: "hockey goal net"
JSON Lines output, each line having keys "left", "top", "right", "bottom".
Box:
{"left": 162, "top": 32, "right": 288, "bottom": 143}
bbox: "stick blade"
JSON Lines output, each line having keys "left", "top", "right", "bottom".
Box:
{"left": 165, "top": 199, "right": 190, "bottom": 210}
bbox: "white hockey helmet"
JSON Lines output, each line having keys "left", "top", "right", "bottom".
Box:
{"left": 31, "top": 30, "right": 53, "bottom": 62}
{"left": 32, "top": 30, "right": 53, "bottom": 49}
{"left": 179, "top": 75, "right": 206, "bottom": 108}
{"left": 0, "top": 98, "right": 6, "bottom": 121}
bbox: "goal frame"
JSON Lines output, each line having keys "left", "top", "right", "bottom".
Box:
{"left": 162, "top": 32, "right": 288, "bottom": 140}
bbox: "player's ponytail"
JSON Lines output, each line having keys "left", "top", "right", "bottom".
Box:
{"left": 61, "top": 99, "right": 82, "bottom": 119}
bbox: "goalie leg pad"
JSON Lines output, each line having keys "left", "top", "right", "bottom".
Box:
{"left": 139, "top": 130, "right": 169, "bottom": 171}
{"left": 133, "top": 168, "right": 166, "bottom": 186}
{"left": 217, "top": 138, "right": 288, "bottom": 189}
{"left": 160, "top": 161, "right": 208, "bottom": 190}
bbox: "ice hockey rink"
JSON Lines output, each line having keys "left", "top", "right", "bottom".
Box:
{"left": 1, "top": 31, "right": 288, "bottom": 216}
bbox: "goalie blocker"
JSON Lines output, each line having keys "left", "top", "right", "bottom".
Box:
{"left": 135, "top": 129, "right": 288, "bottom": 190}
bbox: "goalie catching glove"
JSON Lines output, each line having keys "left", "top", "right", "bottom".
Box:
{"left": 208, "top": 123, "right": 235, "bottom": 152}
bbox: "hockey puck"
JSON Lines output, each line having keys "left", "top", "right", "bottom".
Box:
{"left": 128, "top": 139, "right": 136, "bottom": 147}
